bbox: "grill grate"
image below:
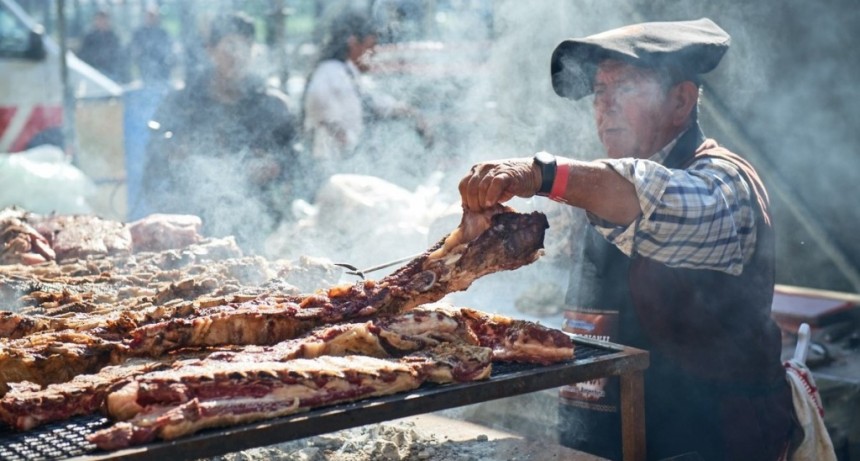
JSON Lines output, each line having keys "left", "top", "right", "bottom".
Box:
{"left": 0, "top": 415, "right": 109, "bottom": 461}
{"left": 0, "top": 341, "right": 622, "bottom": 461}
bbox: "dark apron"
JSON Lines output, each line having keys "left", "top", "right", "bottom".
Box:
{"left": 559, "top": 219, "right": 636, "bottom": 461}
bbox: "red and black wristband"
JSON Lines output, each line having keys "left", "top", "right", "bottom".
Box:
{"left": 533, "top": 152, "right": 569, "bottom": 203}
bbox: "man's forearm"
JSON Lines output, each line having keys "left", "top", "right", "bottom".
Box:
{"left": 553, "top": 158, "right": 641, "bottom": 226}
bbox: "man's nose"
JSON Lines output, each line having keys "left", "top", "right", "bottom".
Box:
{"left": 594, "top": 92, "right": 618, "bottom": 113}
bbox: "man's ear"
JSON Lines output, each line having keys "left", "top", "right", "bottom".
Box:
{"left": 670, "top": 81, "right": 699, "bottom": 126}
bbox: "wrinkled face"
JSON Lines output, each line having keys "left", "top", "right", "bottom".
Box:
{"left": 592, "top": 60, "right": 674, "bottom": 159}
{"left": 210, "top": 34, "right": 253, "bottom": 82}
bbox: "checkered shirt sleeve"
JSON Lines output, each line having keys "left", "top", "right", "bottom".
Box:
{"left": 588, "top": 156, "right": 757, "bottom": 276}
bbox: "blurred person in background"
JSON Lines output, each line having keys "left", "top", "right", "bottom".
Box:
{"left": 458, "top": 19, "right": 799, "bottom": 461}
{"left": 78, "top": 10, "right": 128, "bottom": 83}
{"left": 301, "top": 9, "right": 432, "bottom": 189}
{"left": 128, "top": 6, "right": 175, "bottom": 85}
{"left": 123, "top": 6, "right": 175, "bottom": 217}
{"left": 137, "top": 12, "right": 298, "bottom": 253}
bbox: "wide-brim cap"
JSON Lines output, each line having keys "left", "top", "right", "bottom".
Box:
{"left": 550, "top": 18, "right": 731, "bottom": 100}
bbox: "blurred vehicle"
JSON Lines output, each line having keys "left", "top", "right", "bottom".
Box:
{"left": 1, "top": 0, "right": 127, "bottom": 220}
{"left": 0, "top": 0, "right": 122, "bottom": 153}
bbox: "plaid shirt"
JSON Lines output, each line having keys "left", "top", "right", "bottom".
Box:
{"left": 587, "top": 131, "right": 756, "bottom": 276}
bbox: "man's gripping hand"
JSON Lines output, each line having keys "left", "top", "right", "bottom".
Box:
{"left": 458, "top": 158, "right": 542, "bottom": 211}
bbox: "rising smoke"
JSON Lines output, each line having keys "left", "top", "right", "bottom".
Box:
{"left": 284, "top": 0, "right": 859, "bottom": 292}
{"left": 155, "top": 0, "right": 858, "bottom": 306}
{"left": 267, "top": 0, "right": 858, "bottom": 445}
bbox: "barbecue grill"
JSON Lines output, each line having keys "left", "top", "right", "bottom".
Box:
{"left": 0, "top": 336, "right": 648, "bottom": 461}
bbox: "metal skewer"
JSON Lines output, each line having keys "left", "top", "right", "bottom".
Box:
{"left": 335, "top": 253, "right": 422, "bottom": 280}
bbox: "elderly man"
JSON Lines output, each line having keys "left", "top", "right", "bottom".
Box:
{"left": 458, "top": 19, "right": 796, "bottom": 461}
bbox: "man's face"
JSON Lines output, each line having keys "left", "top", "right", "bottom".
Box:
{"left": 592, "top": 60, "right": 675, "bottom": 159}
{"left": 210, "top": 34, "right": 253, "bottom": 82}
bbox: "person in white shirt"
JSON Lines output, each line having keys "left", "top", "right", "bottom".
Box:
{"left": 302, "top": 11, "right": 430, "bottom": 180}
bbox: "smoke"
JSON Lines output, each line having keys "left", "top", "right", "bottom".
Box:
{"left": 266, "top": 1, "right": 636, "bottom": 296}
{"left": 632, "top": 0, "right": 860, "bottom": 290}
{"left": 262, "top": 1, "right": 619, "bottom": 296}
{"left": 146, "top": 0, "right": 858, "bottom": 302}
{"left": 289, "top": 0, "right": 857, "bottom": 450}
{"left": 126, "top": 1, "right": 859, "bottom": 454}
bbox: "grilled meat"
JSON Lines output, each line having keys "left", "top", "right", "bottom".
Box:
{"left": 128, "top": 300, "right": 317, "bottom": 357}
{"left": 457, "top": 307, "right": 575, "bottom": 364}
{"left": 0, "top": 208, "right": 55, "bottom": 265}
{"left": 91, "top": 356, "right": 424, "bottom": 448}
{"left": 0, "top": 304, "right": 569, "bottom": 433}
{"left": 89, "top": 345, "right": 493, "bottom": 449}
{"left": 32, "top": 214, "right": 132, "bottom": 262}
{"left": 370, "top": 207, "right": 548, "bottom": 316}
{"left": 0, "top": 331, "right": 125, "bottom": 396}
{"left": 0, "top": 360, "right": 167, "bottom": 431}
{"left": 127, "top": 209, "right": 548, "bottom": 356}
{"left": 128, "top": 214, "right": 202, "bottom": 252}
{"left": 0, "top": 206, "right": 563, "bottom": 451}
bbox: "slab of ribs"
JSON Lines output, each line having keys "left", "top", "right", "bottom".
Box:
{"left": 0, "top": 205, "right": 574, "bottom": 451}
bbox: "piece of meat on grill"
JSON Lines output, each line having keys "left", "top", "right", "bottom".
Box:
{"left": 0, "top": 331, "right": 125, "bottom": 397}
{"left": 0, "top": 213, "right": 56, "bottom": 265}
{"left": 367, "top": 206, "right": 548, "bottom": 317}
{"left": 89, "top": 348, "right": 491, "bottom": 449}
{"left": 128, "top": 214, "right": 202, "bottom": 253}
{"left": 0, "top": 311, "right": 54, "bottom": 339}
{"left": 200, "top": 307, "right": 478, "bottom": 364}
{"left": 1, "top": 257, "right": 301, "bottom": 343}
{"left": 32, "top": 214, "right": 133, "bottom": 262}
{"left": 377, "top": 304, "right": 574, "bottom": 365}
{"left": 0, "top": 360, "right": 167, "bottom": 431}
{"left": 127, "top": 300, "right": 320, "bottom": 357}
{"left": 0, "top": 309, "right": 493, "bottom": 432}
{"left": 126, "top": 209, "right": 548, "bottom": 356}
{"left": 401, "top": 342, "right": 492, "bottom": 383}
{"left": 458, "top": 307, "right": 574, "bottom": 364}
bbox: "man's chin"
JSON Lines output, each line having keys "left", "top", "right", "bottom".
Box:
{"left": 603, "top": 144, "right": 631, "bottom": 159}
{"left": 600, "top": 134, "right": 631, "bottom": 159}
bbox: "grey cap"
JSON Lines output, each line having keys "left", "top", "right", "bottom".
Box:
{"left": 550, "top": 18, "right": 731, "bottom": 100}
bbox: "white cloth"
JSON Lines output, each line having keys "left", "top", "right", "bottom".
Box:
{"left": 303, "top": 59, "right": 364, "bottom": 158}
{"left": 784, "top": 359, "right": 837, "bottom": 461}
{"left": 303, "top": 59, "right": 408, "bottom": 161}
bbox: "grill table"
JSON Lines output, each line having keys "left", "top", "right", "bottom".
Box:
{"left": 0, "top": 336, "right": 649, "bottom": 461}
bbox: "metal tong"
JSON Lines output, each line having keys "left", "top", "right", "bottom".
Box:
{"left": 335, "top": 253, "right": 422, "bottom": 280}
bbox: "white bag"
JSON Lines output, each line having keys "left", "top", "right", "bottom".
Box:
{"left": 0, "top": 145, "right": 95, "bottom": 214}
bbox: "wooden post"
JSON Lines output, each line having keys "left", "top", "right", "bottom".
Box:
{"left": 56, "top": 0, "right": 79, "bottom": 164}
{"left": 620, "top": 370, "right": 646, "bottom": 461}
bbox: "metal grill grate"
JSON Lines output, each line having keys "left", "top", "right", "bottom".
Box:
{"left": 0, "top": 415, "right": 109, "bottom": 461}
{"left": 574, "top": 341, "right": 615, "bottom": 360}
{"left": 0, "top": 342, "right": 623, "bottom": 461}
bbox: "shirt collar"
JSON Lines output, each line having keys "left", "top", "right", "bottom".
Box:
{"left": 649, "top": 127, "right": 690, "bottom": 165}
{"left": 345, "top": 60, "right": 360, "bottom": 80}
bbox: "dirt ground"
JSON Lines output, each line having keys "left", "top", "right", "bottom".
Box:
{"left": 205, "top": 413, "right": 604, "bottom": 461}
